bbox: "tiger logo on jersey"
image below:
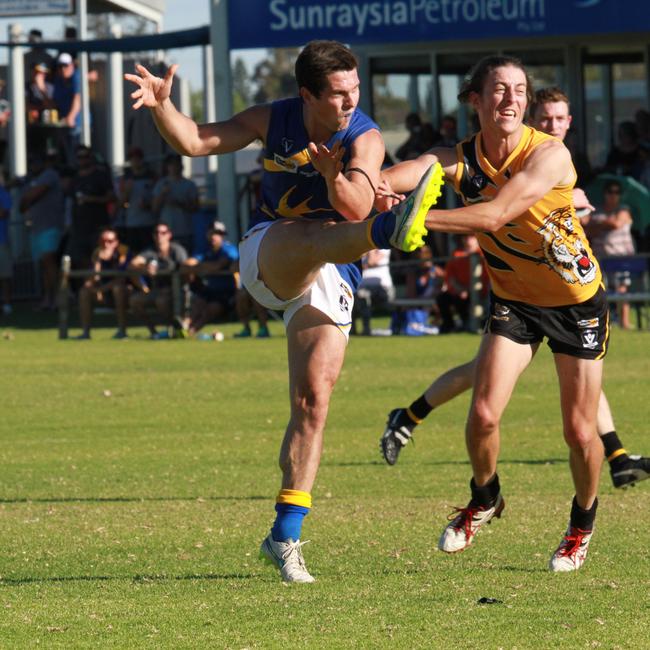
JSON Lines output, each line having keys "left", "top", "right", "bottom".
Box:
{"left": 537, "top": 206, "right": 597, "bottom": 285}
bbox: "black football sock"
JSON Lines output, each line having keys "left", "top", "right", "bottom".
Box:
{"left": 570, "top": 496, "right": 597, "bottom": 532}
{"left": 600, "top": 431, "right": 629, "bottom": 470}
{"left": 470, "top": 473, "right": 500, "bottom": 508}
{"left": 405, "top": 395, "right": 434, "bottom": 425}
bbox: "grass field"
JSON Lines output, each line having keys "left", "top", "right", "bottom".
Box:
{"left": 0, "top": 319, "right": 649, "bottom": 648}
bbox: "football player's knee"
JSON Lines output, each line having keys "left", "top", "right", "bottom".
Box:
{"left": 469, "top": 400, "right": 500, "bottom": 436}
{"left": 563, "top": 427, "right": 596, "bottom": 450}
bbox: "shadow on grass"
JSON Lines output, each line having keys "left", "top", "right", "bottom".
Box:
{"left": 0, "top": 572, "right": 257, "bottom": 586}
{"left": 0, "top": 495, "right": 269, "bottom": 504}
{"left": 325, "top": 458, "right": 567, "bottom": 467}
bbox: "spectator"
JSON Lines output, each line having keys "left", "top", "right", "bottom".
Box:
{"left": 583, "top": 180, "right": 636, "bottom": 329}
{"left": 19, "top": 154, "right": 64, "bottom": 310}
{"left": 605, "top": 121, "right": 643, "bottom": 179}
{"left": 53, "top": 52, "right": 81, "bottom": 164}
{"left": 635, "top": 108, "right": 650, "bottom": 149}
{"left": 235, "top": 286, "right": 270, "bottom": 338}
{"left": 183, "top": 221, "right": 238, "bottom": 337}
{"left": 26, "top": 62, "right": 55, "bottom": 123}
{"left": 24, "top": 29, "right": 54, "bottom": 82}
{"left": 395, "top": 112, "right": 425, "bottom": 161}
{"left": 352, "top": 249, "right": 395, "bottom": 336}
{"left": 66, "top": 145, "right": 115, "bottom": 270}
{"left": 0, "top": 173, "right": 12, "bottom": 315}
{"left": 436, "top": 234, "right": 487, "bottom": 333}
{"left": 152, "top": 154, "right": 198, "bottom": 253}
{"left": 76, "top": 227, "right": 131, "bottom": 339}
{"left": 129, "top": 224, "right": 187, "bottom": 339}
{"left": 118, "top": 146, "right": 156, "bottom": 252}
{"left": 438, "top": 114, "right": 458, "bottom": 147}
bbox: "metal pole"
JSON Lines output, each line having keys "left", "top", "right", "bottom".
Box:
{"left": 209, "top": 0, "right": 237, "bottom": 234}
{"left": 202, "top": 44, "right": 217, "bottom": 175}
{"left": 8, "top": 24, "right": 27, "bottom": 178}
{"left": 107, "top": 23, "right": 125, "bottom": 172}
{"left": 178, "top": 76, "right": 193, "bottom": 180}
{"left": 77, "top": 0, "right": 91, "bottom": 145}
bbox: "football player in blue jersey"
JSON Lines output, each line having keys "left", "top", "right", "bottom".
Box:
{"left": 126, "top": 40, "right": 443, "bottom": 583}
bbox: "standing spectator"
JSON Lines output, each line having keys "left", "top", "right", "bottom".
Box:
{"left": 66, "top": 145, "right": 115, "bottom": 270}
{"left": 24, "top": 29, "right": 54, "bottom": 81}
{"left": 129, "top": 224, "right": 187, "bottom": 339}
{"left": 395, "top": 112, "right": 425, "bottom": 161}
{"left": 19, "top": 154, "right": 64, "bottom": 310}
{"left": 436, "top": 234, "right": 487, "bottom": 333}
{"left": 183, "top": 221, "right": 238, "bottom": 337}
{"left": 0, "top": 173, "right": 12, "bottom": 315}
{"left": 152, "top": 154, "right": 198, "bottom": 253}
{"left": 352, "top": 249, "right": 394, "bottom": 336}
{"left": 53, "top": 52, "right": 81, "bottom": 165}
{"left": 118, "top": 146, "right": 156, "bottom": 252}
{"left": 26, "top": 62, "right": 55, "bottom": 123}
{"left": 583, "top": 180, "right": 636, "bottom": 329}
{"left": 605, "top": 121, "right": 643, "bottom": 179}
{"left": 76, "top": 227, "right": 131, "bottom": 339}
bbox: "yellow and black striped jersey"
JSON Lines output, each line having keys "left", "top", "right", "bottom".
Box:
{"left": 451, "top": 126, "right": 601, "bottom": 307}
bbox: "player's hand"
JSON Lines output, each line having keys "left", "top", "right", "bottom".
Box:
{"left": 374, "top": 178, "right": 404, "bottom": 211}
{"left": 308, "top": 140, "right": 345, "bottom": 181}
{"left": 572, "top": 187, "right": 595, "bottom": 213}
{"left": 125, "top": 64, "right": 178, "bottom": 110}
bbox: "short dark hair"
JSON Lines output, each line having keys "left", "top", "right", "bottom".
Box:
{"left": 295, "top": 40, "right": 358, "bottom": 98}
{"left": 458, "top": 55, "right": 533, "bottom": 105}
{"left": 529, "top": 87, "right": 570, "bottom": 120}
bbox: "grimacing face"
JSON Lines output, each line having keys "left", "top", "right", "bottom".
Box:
{"left": 302, "top": 68, "right": 360, "bottom": 133}
{"left": 471, "top": 65, "right": 528, "bottom": 136}
{"left": 532, "top": 101, "right": 572, "bottom": 142}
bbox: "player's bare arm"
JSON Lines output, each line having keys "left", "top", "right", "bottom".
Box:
{"left": 309, "top": 129, "right": 384, "bottom": 221}
{"left": 125, "top": 64, "right": 269, "bottom": 157}
{"left": 425, "top": 140, "right": 573, "bottom": 234}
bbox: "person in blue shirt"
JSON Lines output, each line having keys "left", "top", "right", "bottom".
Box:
{"left": 53, "top": 52, "right": 81, "bottom": 164}
{"left": 183, "top": 221, "right": 238, "bottom": 337}
{"left": 126, "top": 40, "right": 443, "bottom": 583}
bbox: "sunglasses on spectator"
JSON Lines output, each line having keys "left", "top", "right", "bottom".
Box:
{"left": 102, "top": 237, "right": 117, "bottom": 243}
{"left": 605, "top": 188, "right": 621, "bottom": 194}
{"left": 155, "top": 229, "right": 170, "bottom": 235}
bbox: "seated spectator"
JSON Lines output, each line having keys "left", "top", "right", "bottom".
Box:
{"left": 118, "top": 146, "right": 156, "bottom": 252}
{"left": 66, "top": 145, "right": 115, "bottom": 270}
{"left": 152, "top": 154, "right": 198, "bottom": 254}
{"left": 583, "top": 180, "right": 636, "bottom": 329}
{"left": 235, "top": 285, "right": 270, "bottom": 338}
{"left": 19, "top": 153, "right": 64, "bottom": 310}
{"left": 183, "top": 221, "right": 238, "bottom": 337}
{"left": 352, "top": 249, "right": 395, "bottom": 336}
{"left": 76, "top": 228, "right": 131, "bottom": 339}
{"left": 129, "top": 224, "right": 187, "bottom": 339}
{"left": 0, "top": 173, "right": 12, "bottom": 315}
{"left": 436, "top": 234, "right": 487, "bottom": 333}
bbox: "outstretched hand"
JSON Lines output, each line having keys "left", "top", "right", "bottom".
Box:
{"left": 124, "top": 63, "right": 179, "bottom": 110}
{"left": 308, "top": 140, "right": 345, "bottom": 181}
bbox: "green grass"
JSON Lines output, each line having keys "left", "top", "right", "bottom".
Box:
{"left": 0, "top": 320, "right": 649, "bottom": 648}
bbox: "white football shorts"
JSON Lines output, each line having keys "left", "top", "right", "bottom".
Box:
{"left": 239, "top": 221, "right": 354, "bottom": 339}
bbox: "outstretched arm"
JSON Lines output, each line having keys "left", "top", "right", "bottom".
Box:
{"left": 424, "top": 140, "right": 574, "bottom": 234}
{"left": 125, "top": 64, "right": 268, "bottom": 157}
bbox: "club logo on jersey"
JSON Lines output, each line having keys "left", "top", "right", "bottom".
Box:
{"left": 471, "top": 173, "right": 488, "bottom": 191}
{"left": 577, "top": 317, "right": 599, "bottom": 328}
{"left": 492, "top": 302, "right": 510, "bottom": 321}
{"left": 281, "top": 137, "right": 294, "bottom": 153}
{"left": 581, "top": 329, "right": 599, "bottom": 349}
{"left": 537, "top": 206, "right": 597, "bottom": 285}
{"left": 273, "top": 153, "right": 299, "bottom": 173}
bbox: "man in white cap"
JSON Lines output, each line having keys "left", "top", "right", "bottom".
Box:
{"left": 53, "top": 52, "right": 81, "bottom": 163}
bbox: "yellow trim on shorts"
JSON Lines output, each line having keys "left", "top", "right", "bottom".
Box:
{"left": 596, "top": 292, "right": 609, "bottom": 360}
{"left": 607, "top": 448, "right": 627, "bottom": 462}
{"left": 277, "top": 489, "right": 312, "bottom": 509}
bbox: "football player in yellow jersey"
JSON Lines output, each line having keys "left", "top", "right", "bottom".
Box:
{"left": 379, "top": 87, "right": 650, "bottom": 489}
{"left": 376, "top": 57, "right": 610, "bottom": 571}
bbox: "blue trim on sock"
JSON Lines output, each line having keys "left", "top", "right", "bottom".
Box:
{"left": 271, "top": 503, "right": 310, "bottom": 542}
{"left": 370, "top": 211, "right": 396, "bottom": 249}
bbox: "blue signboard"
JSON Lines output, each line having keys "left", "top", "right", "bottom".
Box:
{"left": 228, "top": 0, "right": 650, "bottom": 50}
